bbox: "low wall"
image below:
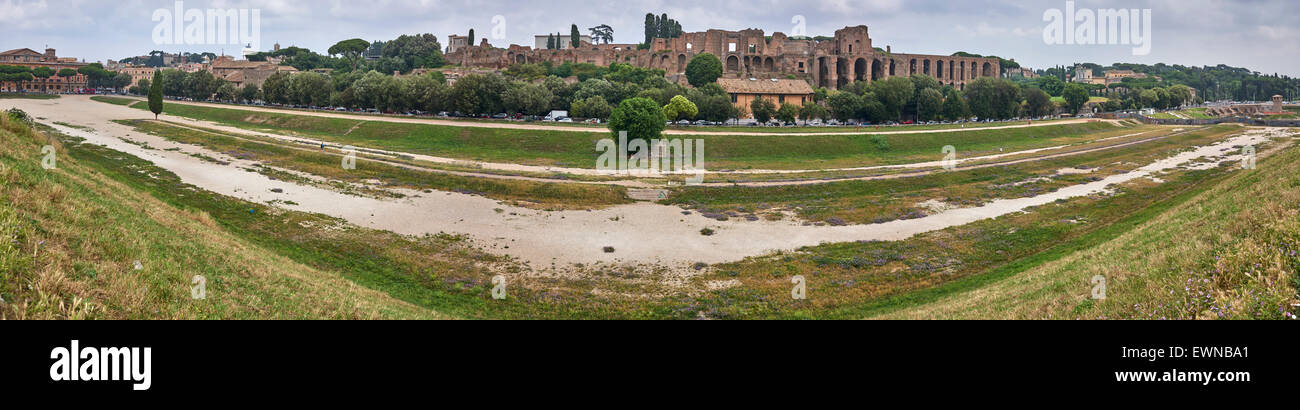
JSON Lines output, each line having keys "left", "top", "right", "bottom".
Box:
{"left": 1136, "top": 115, "right": 1300, "bottom": 127}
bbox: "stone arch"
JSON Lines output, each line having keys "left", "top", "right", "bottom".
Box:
{"left": 752, "top": 56, "right": 762, "bottom": 71}
{"left": 909, "top": 59, "right": 917, "bottom": 75}
{"left": 836, "top": 57, "right": 849, "bottom": 89}
{"left": 936, "top": 60, "right": 944, "bottom": 81}
{"left": 764, "top": 57, "right": 774, "bottom": 72}
{"left": 817, "top": 57, "right": 830, "bottom": 88}
{"left": 871, "top": 58, "right": 885, "bottom": 81}
{"left": 660, "top": 54, "right": 670, "bottom": 69}
{"left": 982, "top": 62, "right": 992, "bottom": 77}
{"left": 678, "top": 54, "right": 687, "bottom": 72}
{"left": 923, "top": 59, "right": 931, "bottom": 76}
{"left": 889, "top": 59, "right": 896, "bottom": 76}
{"left": 854, "top": 58, "right": 868, "bottom": 82}
{"left": 726, "top": 55, "right": 739, "bottom": 72}
{"left": 514, "top": 54, "right": 525, "bottom": 64}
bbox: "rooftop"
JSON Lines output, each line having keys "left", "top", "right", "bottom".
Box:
{"left": 717, "top": 78, "right": 815, "bottom": 95}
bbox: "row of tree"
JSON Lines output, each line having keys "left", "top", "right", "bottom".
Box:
{"left": 0, "top": 63, "right": 132, "bottom": 91}
{"left": 642, "top": 13, "right": 683, "bottom": 48}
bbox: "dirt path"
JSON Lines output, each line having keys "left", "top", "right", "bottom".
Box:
{"left": 8, "top": 96, "right": 1285, "bottom": 272}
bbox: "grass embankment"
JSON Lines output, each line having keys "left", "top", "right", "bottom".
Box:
{"left": 117, "top": 99, "right": 1124, "bottom": 170}
{"left": 688, "top": 128, "right": 1294, "bottom": 319}
{"left": 666, "top": 118, "right": 1079, "bottom": 133}
{"left": 23, "top": 118, "right": 704, "bottom": 319}
{"left": 118, "top": 119, "right": 631, "bottom": 209}
{"left": 0, "top": 111, "right": 438, "bottom": 319}
{"left": 0, "top": 93, "right": 59, "bottom": 100}
{"left": 89, "top": 96, "right": 137, "bottom": 106}
{"left": 665, "top": 125, "right": 1231, "bottom": 225}
{"left": 880, "top": 137, "right": 1300, "bottom": 319}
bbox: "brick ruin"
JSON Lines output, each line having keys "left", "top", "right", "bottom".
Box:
{"left": 445, "top": 25, "right": 1002, "bottom": 90}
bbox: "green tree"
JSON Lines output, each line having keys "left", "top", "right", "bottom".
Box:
{"left": 687, "top": 91, "right": 735, "bottom": 123}
{"left": 148, "top": 74, "right": 163, "bottom": 119}
{"left": 1063, "top": 83, "right": 1089, "bottom": 114}
{"left": 240, "top": 83, "right": 261, "bottom": 103}
{"left": 503, "top": 83, "right": 555, "bottom": 116}
{"left": 827, "top": 91, "right": 862, "bottom": 122}
{"left": 1137, "top": 89, "right": 1158, "bottom": 109}
{"left": 915, "top": 88, "right": 943, "bottom": 121}
{"left": 750, "top": 96, "right": 776, "bottom": 123}
{"left": 870, "top": 76, "right": 914, "bottom": 120}
{"left": 1037, "top": 76, "right": 1065, "bottom": 96}
{"left": 644, "top": 13, "right": 656, "bottom": 45}
{"left": 328, "top": 38, "right": 371, "bottom": 72}
{"left": 261, "top": 72, "right": 291, "bottom": 104}
{"left": 570, "top": 24, "right": 581, "bottom": 48}
{"left": 684, "top": 53, "right": 723, "bottom": 87}
{"left": 547, "top": 34, "right": 555, "bottom": 50}
{"left": 111, "top": 72, "right": 133, "bottom": 90}
{"left": 1023, "top": 87, "right": 1054, "bottom": 117}
{"left": 663, "top": 94, "right": 698, "bottom": 121}
{"left": 289, "top": 72, "right": 331, "bottom": 106}
{"left": 608, "top": 97, "right": 667, "bottom": 143}
{"left": 216, "top": 83, "right": 239, "bottom": 101}
{"left": 799, "top": 101, "right": 829, "bottom": 122}
{"left": 965, "top": 77, "right": 1021, "bottom": 120}
{"left": 775, "top": 103, "right": 801, "bottom": 124}
{"left": 468, "top": 29, "right": 475, "bottom": 46}
{"left": 589, "top": 24, "right": 614, "bottom": 45}
{"left": 941, "top": 89, "right": 969, "bottom": 121}
{"left": 573, "top": 96, "right": 613, "bottom": 119}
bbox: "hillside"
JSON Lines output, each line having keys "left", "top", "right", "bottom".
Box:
{"left": 0, "top": 110, "right": 440, "bottom": 319}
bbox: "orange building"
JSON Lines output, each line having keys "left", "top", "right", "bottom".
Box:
{"left": 718, "top": 78, "right": 815, "bottom": 119}
{"left": 0, "top": 48, "right": 89, "bottom": 93}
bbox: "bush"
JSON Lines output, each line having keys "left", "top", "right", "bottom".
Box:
{"left": 608, "top": 97, "right": 666, "bottom": 142}
{"left": 5, "top": 108, "right": 31, "bottom": 124}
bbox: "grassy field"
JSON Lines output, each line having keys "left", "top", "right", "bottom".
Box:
{"left": 664, "top": 118, "right": 1079, "bottom": 133}
{"left": 0, "top": 111, "right": 438, "bottom": 319}
{"left": 663, "top": 126, "right": 1231, "bottom": 225}
{"left": 90, "top": 96, "right": 137, "bottom": 106}
{"left": 116, "top": 99, "right": 1128, "bottom": 170}
{"left": 695, "top": 144, "right": 1292, "bottom": 319}
{"left": 879, "top": 137, "right": 1300, "bottom": 319}
{"left": 1149, "top": 108, "right": 1216, "bottom": 120}
{"left": 117, "top": 119, "right": 632, "bottom": 209}
{"left": 125, "top": 97, "right": 1085, "bottom": 134}
{"left": 0, "top": 93, "right": 59, "bottom": 100}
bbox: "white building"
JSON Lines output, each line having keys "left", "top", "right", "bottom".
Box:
{"left": 534, "top": 34, "right": 593, "bottom": 50}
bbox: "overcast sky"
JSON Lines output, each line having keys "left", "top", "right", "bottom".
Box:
{"left": 3, "top": 0, "right": 1298, "bottom": 76}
